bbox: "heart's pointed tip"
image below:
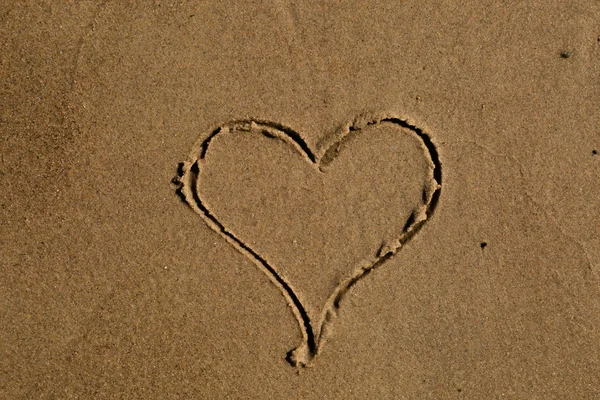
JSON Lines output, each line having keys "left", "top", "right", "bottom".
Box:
{"left": 286, "top": 343, "right": 315, "bottom": 369}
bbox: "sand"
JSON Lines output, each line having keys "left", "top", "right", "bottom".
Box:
{"left": 2, "top": 1, "right": 599, "bottom": 398}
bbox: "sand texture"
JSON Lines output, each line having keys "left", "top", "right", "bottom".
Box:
{"left": 2, "top": 1, "right": 600, "bottom": 398}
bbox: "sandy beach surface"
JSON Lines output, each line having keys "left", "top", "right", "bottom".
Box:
{"left": 2, "top": 2, "right": 599, "bottom": 398}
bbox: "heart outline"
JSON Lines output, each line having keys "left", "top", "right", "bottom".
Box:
{"left": 174, "top": 113, "right": 442, "bottom": 367}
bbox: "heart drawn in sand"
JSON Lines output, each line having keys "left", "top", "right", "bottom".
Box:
{"left": 174, "top": 114, "right": 441, "bottom": 367}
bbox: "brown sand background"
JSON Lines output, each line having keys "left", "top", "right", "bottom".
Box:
{"left": 2, "top": 1, "right": 600, "bottom": 398}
